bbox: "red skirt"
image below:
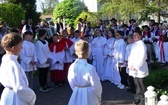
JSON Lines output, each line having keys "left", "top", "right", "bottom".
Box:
{"left": 50, "top": 70, "right": 64, "bottom": 82}
{"left": 63, "top": 63, "right": 72, "bottom": 80}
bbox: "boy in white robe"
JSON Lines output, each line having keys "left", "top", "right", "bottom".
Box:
{"left": 70, "top": 30, "right": 82, "bottom": 61}
{"left": 0, "top": 32, "right": 36, "bottom": 105}
{"left": 68, "top": 40, "right": 102, "bottom": 105}
{"left": 20, "top": 31, "right": 37, "bottom": 89}
{"left": 35, "top": 29, "right": 52, "bottom": 92}
{"left": 125, "top": 35, "right": 135, "bottom": 93}
{"left": 128, "top": 29, "right": 149, "bottom": 105}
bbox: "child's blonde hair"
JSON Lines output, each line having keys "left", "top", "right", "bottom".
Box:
{"left": 75, "top": 40, "right": 89, "bottom": 58}
{"left": 1, "top": 32, "right": 22, "bottom": 50}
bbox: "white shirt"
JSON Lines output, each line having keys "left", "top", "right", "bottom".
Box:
{"left": 0, "top": 54, "right": 36, "bottom": 105}
{"left": 128, "top": 40, "right": 149, "bottom": 78}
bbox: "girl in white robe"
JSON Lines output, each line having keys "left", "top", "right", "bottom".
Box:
{"left": 68, "top": 40, "right": 102, "bottom": 105}
{"left": 102, "top": 30, "right": 116, "bottom": 82}
{"left": 112, "top": 31, "right": 127, "bottom": 89}
{"left": 0, "top": 33, "right": 36, "bottom": 105}
{"left": 91, "top": 29, "right": 107, "bottom": 80}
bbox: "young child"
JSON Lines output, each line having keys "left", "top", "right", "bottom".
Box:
{"left": 91, "top": 29, "right": 107, "bottom": 80}
{"left": 70, "top": 30, "right": 82, "bottom": 61}
{"left": 49, "top": 34, "right": 65, "bottom": 87}
{"left": 0, "top": 32, "right": 36, "bottom": 105}
{"left": 125, "top": 35, "right": 135, "bottom": 93}
{"left": 59, "top": 30, "right": 73, "bottom": 81}
{"left": 68, "top": 40, "right": 102, "bottom": 105}
{"left": 35, "top": 29, "right": 52, "bottom": 92}
{"left": 83, "top": 35, "right": 92, "bottom": 64}
{"left": 20, "top": 31, "right": 37, "bottom": 89}
{"left": 113, "top": 30, "right": 127, "bottom": 89}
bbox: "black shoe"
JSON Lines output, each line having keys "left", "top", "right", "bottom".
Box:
{"left": 55, "top": 84, "right": 60, "bottom": 88}
{"left": 39, "top": 87, "right": 48, "bottom": 92}
{"left": 127, "top": 88, "right": 131, "bottom": 92}
{"left": 132, "top": 100, "right": 140, "bottom": 104}
{"left": 45, "top": 86, "right": 52, "bottom": 91}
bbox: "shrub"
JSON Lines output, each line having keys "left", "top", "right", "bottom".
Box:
{"left": 145, "top": 69, "right": 168, "bottom": 89}
{"left": 0, "top": 3, "right": 25, "bottom": 28}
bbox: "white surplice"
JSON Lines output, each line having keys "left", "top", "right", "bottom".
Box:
{"left": 68, "top": 59, "right": 102, "bottom": 105}
{"left": 70, "top": 37, "right": 82, "bottom": 60}
{"left": 0, "top": 54, "right": 36, "bottom": 105}
{"left": 20, "top": 41, "right": 37, "bottom": 71}
{"left": 35, "top": 40, "right": 50, "bottom": 68}
{"left": 91, "top": 36, "right": 107, "bottom": 79}
{"left": 50, "top": 46, "right": 65, "bottom": 70}
{"left": 102, "top": 37, "right": 116, "bottom": 82}
{"left": 112, "top": 38, "right": 126, "bottom": 85}
{"left": 128, "top": 40, "right": 149, "bottom": 78}
{"left": 125, "top": 43, "right": 134, "bottom": 73}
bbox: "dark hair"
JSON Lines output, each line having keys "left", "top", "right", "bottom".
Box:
{"left": 129, "top": 19, "right": 136, "bottom": 23}
{"left": 108, "top": 29, "right": 115, "bottom": 36}
{"left": 78, "top": 18, "right": 83, "bottom": 22}
{"left": 74, "top": 30, "right": 80, "bottom": 33}
{"left": 1, "top": 32, "right": 22, "bottom": 50}
{"left": 52, "top": 33, "right": 59, "bottom": 37}
{"left": 134, "top": 29, "right": 142, "bottom": 36}
{"left": 10, "top": 28, "right": 19, "bottom": 33}
{"left": 38, "top": 29, "right": 46, "bottom": 38}
{"left": 116, "top": 30, "right": 124, "bottom": 36}
{"left": 23, "top": 31, "right": 33, "bottom": 38}
{"left": 127, "top": 34, "right": 133, "bottom": 39}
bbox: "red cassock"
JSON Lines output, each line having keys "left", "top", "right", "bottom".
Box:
{"left": 59, "top": 38, "right": 73, "bottom": 80}
{"left": 49, "top": 42, "right": 66, "bottom": 83}
{"left": 59, "top": 38, "right": 73, "bottom": 48}
{"left": 49, "top": 42, "right": 65, "bottom": 53}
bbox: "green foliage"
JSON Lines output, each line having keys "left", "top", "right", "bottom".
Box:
{"left": 99, "top": 0, "right": 143, "bottom": 20}
{"left": 7, "top": 0, "right": 41, "bottom": 24}
{"left": 98, "top": 0, "right": 168, "bottom": 22}
{"left": 146, "top": 69, "right": 168, "bottom": 89}
{"left": 53, "top": 0, "right": 88, "bottom": 25}
{"left": 0, "top": 3, "right": 25, "bottom": 28}
{"left": 156, "top": 89, "right": 168, "bottom": 96}
{"left": 74, "top": 11, "right": 99, "bottom": 28}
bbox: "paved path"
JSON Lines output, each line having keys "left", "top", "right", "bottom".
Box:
{"left": 33, "top": 76, "right": 135, "bottom": 105}
{"left": 0, "top": 76, "right": 135, "bottom": 105}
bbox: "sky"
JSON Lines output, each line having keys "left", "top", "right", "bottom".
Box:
{"left": 36, "top": 0, "right": 97, "bottom": 13}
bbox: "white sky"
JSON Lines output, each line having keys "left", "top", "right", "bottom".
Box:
{"left": 36, "top": 0, "right": 97, "bottom": 12}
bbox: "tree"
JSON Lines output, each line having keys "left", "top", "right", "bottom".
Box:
{"left": 98, "top": 0, "right": 168, "bottom": 23}
{"left": 0, "top": 3, "right": 25, "bottom": 28}
{"left": 41, "top": 0, "right": 59, "bottom": 15}
{"left": 75, "top": 11, "right": 99, "bottom": 27}
{"left": 7, "top": 0, "right": 41, "bottom": 24}
{"left": 99, "top": 0, "right": 143, "bottom": 21}
{"left": 53, "top": 0, "right": 88, "bottom": 25}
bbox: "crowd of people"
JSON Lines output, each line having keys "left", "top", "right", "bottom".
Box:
{"left": 0, "top": 17, "right": 168, "bottom": 105}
